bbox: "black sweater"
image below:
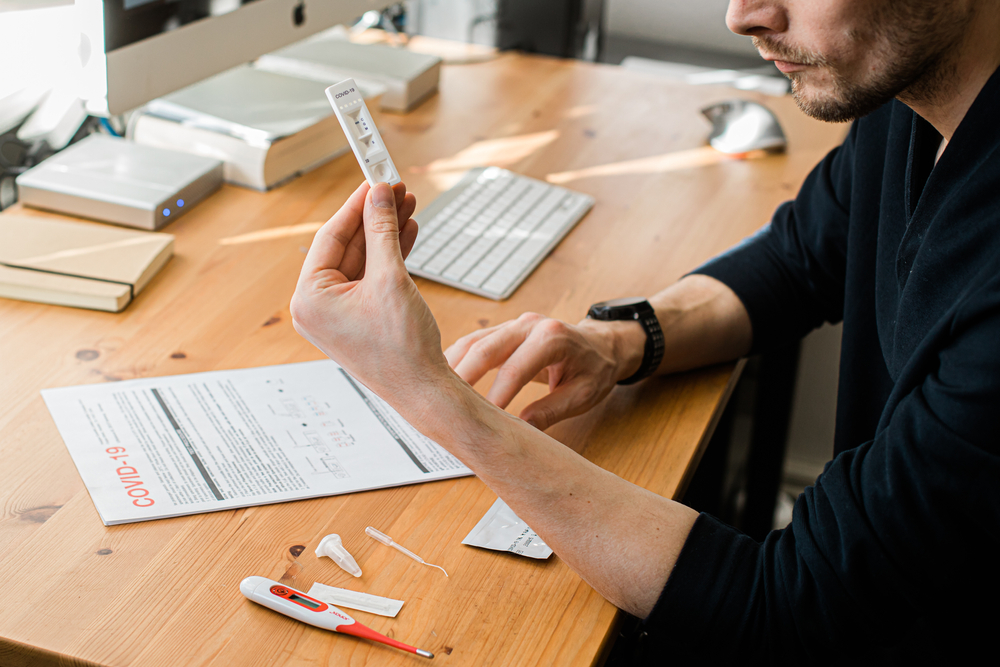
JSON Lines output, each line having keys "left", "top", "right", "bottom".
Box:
{"left": 642, "top": 67, "right": 1000, "bottom": 664}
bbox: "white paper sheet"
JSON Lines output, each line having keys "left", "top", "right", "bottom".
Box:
{"left": 307, "top": 583, "right": 404, "bottom": 617}
{"left": 41, "top": 360, "right": 471, "bottom": 525}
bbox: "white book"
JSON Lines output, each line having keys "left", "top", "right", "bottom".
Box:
{"left": 133, "top": 66, "right": 384, "bottom": 191}
{"left": 255, "top": 38, "right": 441, "bottom": 112}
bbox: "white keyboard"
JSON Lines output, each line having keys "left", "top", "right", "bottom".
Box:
{"left": 405, "top": 167, "right": 594, "bottom": 300}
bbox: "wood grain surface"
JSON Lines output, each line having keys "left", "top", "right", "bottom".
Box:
{"left": 0, "top": 52, "right": 847, "bottom": 667}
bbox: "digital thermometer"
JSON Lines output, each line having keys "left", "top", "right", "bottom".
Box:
{"left": 325, "top": 78, "right": 401, "bottom": 187}
{"left": 240, "top": 576, "right": 433, "bottom": 658}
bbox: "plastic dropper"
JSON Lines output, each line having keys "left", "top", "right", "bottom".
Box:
{"left": 365, "top": 527, "right": 449, "bottom": 577}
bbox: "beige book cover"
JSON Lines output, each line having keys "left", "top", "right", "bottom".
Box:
{"left": 0, "top": 214, "right": 174, "bottom": 312}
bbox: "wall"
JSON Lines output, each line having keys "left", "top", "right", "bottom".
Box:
{"left": 411, "top": 0, "right": 760, "bottom": 55}
{"left": 605, "top": 0, "right": 757, "bottom": 56}
{"left": 410, "top": 0, "right": 498, "bottom": 45}
{"left": 785, "top": 324, "right": 841, "bottom": 484}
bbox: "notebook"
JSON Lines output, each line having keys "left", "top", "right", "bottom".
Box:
{"left": 0, "top": 215, "right": 173, "bottom": 312}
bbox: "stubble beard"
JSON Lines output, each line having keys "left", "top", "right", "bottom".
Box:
{"left": 754, "top": 2, "right": 972, "bottom": 123}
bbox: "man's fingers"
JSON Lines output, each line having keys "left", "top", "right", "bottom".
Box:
{"left": 452, "top": 322, "right": 534, "bottom": 388}
{"left": 339, "top": 216, "right": 369, "bottom": 280}
{"left": 448, "top": 314, "right": 548, "bottom": 383}
{"left": 399, "top": 193, "right": 417, "bottom": 229}
{"left": 300, "top": 182, "right": 369, "bottom": 279}
{"left": 395, "top": 191, "right": 417, "bottom": 262}
{"left": 485, "top": 342, "right": 559, "bottom": 409}
{"left": 445, "top": 323, "right": 506, "bottom": 368}
{"left": 519, "top": 380, "right": 592, "bottom": 431}
{"left": 342, "top": 186, "right": 416, "bottom": 279}
{"left": 392, "top": 182, "right": 407, "bottom": 210}
{"left": 400, "top": 218, "right": 419, "bottom": 259}
{"left": 364, "top": 182, "right": 407, "bottom": 276}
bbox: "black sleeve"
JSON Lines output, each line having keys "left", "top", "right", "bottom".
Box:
{"left": 691, "top": 121, "right": 857, "bottom": 353}
{"left": 639, "top": 287, "right": 1000, "bottom": 664}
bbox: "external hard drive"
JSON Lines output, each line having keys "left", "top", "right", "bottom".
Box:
{"left": 16, "top": 134, "right": 223, "bottom": 230}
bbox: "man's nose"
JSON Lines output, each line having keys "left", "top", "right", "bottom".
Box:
{"left": 726, "top": 0, "right": 788, "bottom": 36}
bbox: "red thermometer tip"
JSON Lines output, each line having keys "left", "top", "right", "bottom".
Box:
{"left": 338, "top": 621, "right": 434, "bottom": 659}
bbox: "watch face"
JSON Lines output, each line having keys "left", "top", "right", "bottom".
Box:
{"left": 592, "top": 297, "right": 646, "bottom": 309}
{"left": 588, "top": 297, "right": 648, "bottom": 320}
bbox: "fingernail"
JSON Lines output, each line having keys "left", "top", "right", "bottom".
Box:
{"left": 372, "top": 183, "right": 394, "bottom": 209}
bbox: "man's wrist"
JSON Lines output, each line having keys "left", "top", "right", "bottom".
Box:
{"left": 579, "top": 318, "right": 647, "bottom": 384}
{"left": 397, "top": 369, "right": 509, "bottom": 458}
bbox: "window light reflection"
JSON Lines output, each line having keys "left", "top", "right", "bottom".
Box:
{"left": 545, "top": 146, "right": 761, "bottom": 185}
{"left": 415, "top": 130, "right": 559, "bottom": 174}
{"left": 219, "top": 222, "right": 323, "bottom": 246}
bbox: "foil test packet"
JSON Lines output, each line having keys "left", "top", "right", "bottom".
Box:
{"left": 462, "top": 497, "right": 553, "bottom": 559}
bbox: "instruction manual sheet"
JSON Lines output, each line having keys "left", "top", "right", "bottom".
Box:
{"left": 42, "top": 360, "right": 471, "bottom": 525}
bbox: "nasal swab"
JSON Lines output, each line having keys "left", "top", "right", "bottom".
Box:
{"left": 365, "top": 526, "right": 449, "bottom": 577}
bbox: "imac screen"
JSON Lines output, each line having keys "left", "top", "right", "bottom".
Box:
{"left": 103, "top": 0, "right": 264, "bottom": 52}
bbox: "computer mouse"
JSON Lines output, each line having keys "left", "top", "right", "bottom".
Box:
{"left": 701, "top": 99, "right": 787, "bottom": 154}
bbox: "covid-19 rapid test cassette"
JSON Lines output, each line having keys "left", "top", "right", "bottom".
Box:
{"left": 325, "top": 78, "right": 401, "bottom": 187}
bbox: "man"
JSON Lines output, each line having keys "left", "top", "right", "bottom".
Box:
{"left": 290, "top": 0, "right": 1000, "bottom": 661}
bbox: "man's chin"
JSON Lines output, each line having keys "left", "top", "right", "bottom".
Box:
{"left": 790, "top": 81, "right": 862, "bottom": 124}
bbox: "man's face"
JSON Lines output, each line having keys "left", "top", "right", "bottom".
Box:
{"left": 726, "top": 0, "right": 973, "bottom": 122}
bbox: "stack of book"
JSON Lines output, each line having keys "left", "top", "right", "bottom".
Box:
{"left": 0, "top": 214, "right": 173, "bottom": 312}
{"left": 254, "top": 36, "right": 442, "bottom": 112}
{"left": 133, "top": 66, "right": 384, "bottom": 191}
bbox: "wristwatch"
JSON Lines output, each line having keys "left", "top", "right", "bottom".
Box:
{"left": 587, "top": 297, "right": 665, "bottom": 385}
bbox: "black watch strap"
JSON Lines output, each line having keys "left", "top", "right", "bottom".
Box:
{"left": 587, "top": 299, "right": 665, "bottom": 385}
{"left": 619, "top": 303, "right": 665, "bottom": 385}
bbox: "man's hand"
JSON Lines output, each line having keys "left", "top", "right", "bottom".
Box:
{"left": 445, "top": 314, "right": 645, "bottom": 431}
{"left": 290, "top": 181, "right": 452, "bottom": 399}
{"left": 445, "top": 274, "right": 754, "bottom": 431}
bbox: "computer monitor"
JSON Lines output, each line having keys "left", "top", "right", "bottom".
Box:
{"left": 77, "top": 0, "right": 377, "bottom": 116}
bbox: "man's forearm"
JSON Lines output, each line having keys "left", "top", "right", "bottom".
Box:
{"left": 606, "top": 274, "right": 753, "bottom": 381}
{"left": 403, "top": 275, "right": 746, "bottom": 615}
{"left": 407, "top": 374, "right": 699, "bottom": 618}
{"left": 292, "top": 181, "right": 706, "bottom": 619}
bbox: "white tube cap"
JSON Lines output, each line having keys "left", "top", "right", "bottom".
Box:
{"left": 315, "top": 534, "right": 362, "bottom": 577}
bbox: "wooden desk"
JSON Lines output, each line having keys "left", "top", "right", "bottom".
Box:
{"left": 0, "top": 53, "right": 846, "bottom": 666}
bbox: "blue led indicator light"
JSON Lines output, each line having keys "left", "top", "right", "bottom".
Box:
{"left": 177, "top": 199, "right": 185, "bottom": 207}
{"left": 163, "top": 208, "right": 171, "bottom": 217}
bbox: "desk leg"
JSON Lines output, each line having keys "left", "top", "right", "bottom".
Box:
{"left": 741, "top": 342, "right": 800, "bottom": 542}
{"left": 679, "top": 401, "right": 736, "bottom": 518}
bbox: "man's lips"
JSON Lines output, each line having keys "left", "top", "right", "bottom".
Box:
{"left": 773, "top": 60, "right": 809, "bottom": 73}
{"left": 759, "top": 52, "right": 811, "bottom": 74}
